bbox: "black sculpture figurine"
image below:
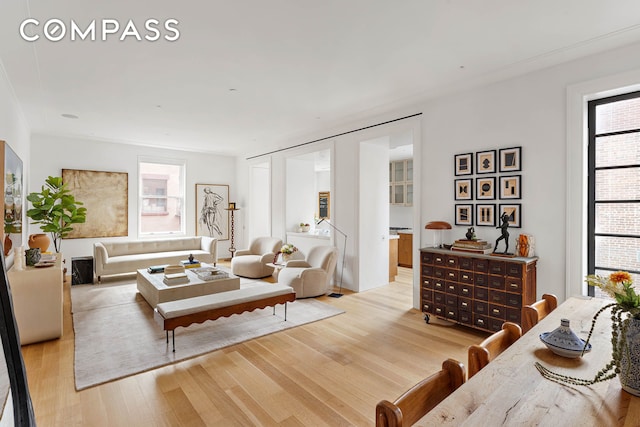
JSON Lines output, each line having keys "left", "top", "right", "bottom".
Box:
{"left": 494, "top": 212, "right": 510, "bottom": 254}
{"left": 465, "top": 227, "right": 475, "bottom": 240}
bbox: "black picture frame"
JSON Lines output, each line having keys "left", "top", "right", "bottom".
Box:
{"left": 455, "top": 204, "right": 473, "bottom": 226}
{"left": 476, "top": 204, "right": 496, "bottom": 227}
{"left": 499, "top": 175, "right": 521, "bottom": 199}
{"left": 499, "top": 203, "right": 521, "bottom": 228}
{"left": 476, "top": 176, "right": 496, "bottom": 200}
{"left": 476, "top": 150, "right": 496, "bottom": 174}
{"left": 454, "top": 178, "right": 473, "bottom": 201}
{"left": 499, "top": 146, "right": 522, "bottom": 172}
{"left": 454, "top": 153, "right": 473, "bottom": 176}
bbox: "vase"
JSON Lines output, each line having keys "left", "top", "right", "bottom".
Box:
{"left": 3, "top": 235, "right": 11, "bottom": 256}
{"left": 619, "top": 317, "right": 640, "bottom": 396}
{"left": 28, "top": 233, "right": 50, "bottom": 252}
{"left": 25, "top": 248, "right": 41, "bottom": 266}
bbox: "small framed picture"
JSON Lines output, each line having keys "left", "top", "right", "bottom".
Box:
{"left": 455, "top": 153, "right": 473, "bottom": 176}
{"left": 455, "top": 204, "right": 473, "bottom": 226}
{"left": 476, "top": 176, "right": 496, "bottom": 200}
{"left": 476, "top": 150, "right": 496, "bottom": 174}
{"left": 455, "top": 178, "right": 473, "bottom": 200}
{"left": 476, "top": 204, "right": 496, "bottom": 227}
{"left": 499, "top": 147, "right": 522, "bottom": 172}
{"left": 499, "top": 175, "right": 521, "bottom": 199}
{"left": 499, "top": 203, "right": 521, "bottom": 228}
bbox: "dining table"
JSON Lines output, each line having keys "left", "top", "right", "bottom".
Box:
{"left": 416, "top": 296, "right": 640, "bottom": 426}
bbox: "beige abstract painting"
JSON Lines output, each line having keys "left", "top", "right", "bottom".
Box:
{"left": 63, "top": 169, "right": 128, "bottom": 238}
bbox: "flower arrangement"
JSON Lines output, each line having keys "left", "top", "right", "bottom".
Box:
{"left": 280, "top": 244, "right": 298, "bottom": 255}
{"left": 536, "top": 271, "right": 640, "bottom": 389}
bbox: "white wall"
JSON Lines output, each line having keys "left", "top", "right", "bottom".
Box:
{"left": 0, "top": 64, "right": 31, "bottom": 249}
{"left": 29, "top": 134, "right": 238, "bottom": 262}
{"left": 390, "top": 205, "right": 412, "bottom": 228}
{"left": 238, "top": 41, "right": 640, "bottom": 306}
{"left": 285, "top": 157, "right": 316, "bottom": 230}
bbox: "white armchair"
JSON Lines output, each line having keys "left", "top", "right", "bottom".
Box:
{"left": 277, "top": 246, "right": 338, "bottom": 298}
{"left": 231, "top": 236, "right": 283, "bottom": 278}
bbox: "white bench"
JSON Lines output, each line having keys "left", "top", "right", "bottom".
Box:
{"left": 154, "top": 284, "right": 296, "bottom": 351}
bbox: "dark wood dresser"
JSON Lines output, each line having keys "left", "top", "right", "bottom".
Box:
{"left": 420, "top": 248, "right": 538, "bottom": 332}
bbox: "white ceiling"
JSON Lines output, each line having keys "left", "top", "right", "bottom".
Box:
{"left": 2, "top": 1, "right": 640, "bottom": 158}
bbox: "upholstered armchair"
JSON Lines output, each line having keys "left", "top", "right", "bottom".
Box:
{"left": 277, "top": 246, "right": 338, "bottom": 298}
{"left": 231, "top": 236, "right": 283, "bottom": 278}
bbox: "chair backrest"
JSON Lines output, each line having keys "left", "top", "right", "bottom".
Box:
{"left": 307, "top": 246, "right": 338, "bottom": 272}
{"left": 375, "top": 359, "right": 465, "bottom": 427}
{"left": 249, "top": 237, "right": 282, "bottom": 255}
{"left": 468, "top": 322, "right": 521, "bottom": 379}
{"left": 522, "top": 293, "right": 558, "bottom": 334}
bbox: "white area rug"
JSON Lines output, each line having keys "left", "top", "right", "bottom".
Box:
{"left": 71, "top": 280, "right": 344, "bottom": 390}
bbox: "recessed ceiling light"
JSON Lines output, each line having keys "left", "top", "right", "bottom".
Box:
{"left": 459, "top": 65, "right": 465, "bottom": 69}
{"left": 61, "top": 113, "right": 79, "bottom": 119}
{"left": 229, "top": 88, "right": 237, "bottom": 92}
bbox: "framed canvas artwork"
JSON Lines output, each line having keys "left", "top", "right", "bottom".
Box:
{"left": 455, "top": 179, "right": 473, "bottom": 200}
{"left": 499, "top": 147, "right": 522, "bottom": 172}
{"left": 196, "top": 184, "right": 229, "bottom": 240}
{"left": 476, "top": 176, "right": 496, "bottom": 200}
{"left": 476, "top": 204, "right": 496, "bottom": 227}
{"left": 455, "top": 153, "right": 473, "bottom": 176}
{"left": 499, "top": 175, "right": 521, "bottom": 199}
{"left": 476, "top": 150, "right": 496, "bottom": 174}
{"left": 499, "top": 203, "right": 521, "bottom": 228}
{"left": 63, "top": 169, "right": 128, "bottom": 238}
{"left": 455, "top": 204, "right": 473, "bottom": 226}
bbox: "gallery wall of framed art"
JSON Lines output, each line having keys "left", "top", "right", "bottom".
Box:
{"left": 453, "top": 146, "right": 523, "bottom": 228}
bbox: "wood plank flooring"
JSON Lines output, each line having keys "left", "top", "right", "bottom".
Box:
{"left": 21, "top": 266, "right": 489, "bottom": 426}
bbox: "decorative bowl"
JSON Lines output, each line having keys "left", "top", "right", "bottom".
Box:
{"left": 540, "top": 318, "right": 592, "bottom": 358}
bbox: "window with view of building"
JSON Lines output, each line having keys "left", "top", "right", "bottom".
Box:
{"left": 588, "top": 90, "right": 640, "bottom": 296}
{"left": 139, "top": 159, "right": 185, "bottom": 235}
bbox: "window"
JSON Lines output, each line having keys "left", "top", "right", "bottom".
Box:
{"left": 139, "top": 159, "right": 185, "bottom": 236}
{"left": 587, "top": 91, "right": 640, "bottom": 296}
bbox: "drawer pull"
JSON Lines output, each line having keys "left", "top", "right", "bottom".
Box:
{"left": 509, "top": 283, "right": 518, "bottom": 288}
{"left": 448, "top": 259, "right": 455, "bottom": 264}
{"left": 448, "top": 273, "right": 455, "bottom": 278}
{"left": 448, "top": 311, "right": 454, "bottom": 316}
{"left": 448, "top": 286, "right": 455, "bottom": 291}
{"left": 492, "top": 309, "right": 500, "bottom": 314}
{"left": 462, "top": 274, "right": 469, "bottom": 279}
{"left": 461, "top": 302, "right": 468, "bottom": 308}
{"left": 436, "top": 257, "right": 443, "bottom": 262}
{"left": 477, "top": 319, "right": 485, "bottom": 325}
{"left": 462, "top": 289, "right": 469, "bottom": 294}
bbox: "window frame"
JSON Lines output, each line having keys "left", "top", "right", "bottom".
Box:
{"left": 137, "top": 156, "right": 186, "bottom": 237}
{"left": 587, "top": 90, "right": 640, "bottom": 296}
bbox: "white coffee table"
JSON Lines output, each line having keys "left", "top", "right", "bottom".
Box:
{"left": 136, "top": 264, "right": 240, "bottom": 307}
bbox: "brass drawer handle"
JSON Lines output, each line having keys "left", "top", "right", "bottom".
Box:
{"left": 477, "top": 319, "right": 484, "bottom": 325}
{"left": 448, "top": 311, "right": 454, "bottom": 316}
{"left": 448, "top": 286, "right": 455, "bottom": 291}
{"left": 462, "top": 274, "right": 469, "bottom": 280}
{"left": 462, "top": 289, "right": 469, "bottom": 294}
{"left": 448, "top": 259, "right": 455, "bottom": 264}
{"left": 509, "top": 283, "right": 519, "bottom": 288}
{"left": 492, "top": 309, "right": 500, "bottom": 314}
{"left": 448, "top": 273, "right": 455, "bottom": 278}
{"left": 461, "top": 302, "right": 468, "bottom": 308}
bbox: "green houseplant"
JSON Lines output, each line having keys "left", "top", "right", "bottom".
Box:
{"left": 26, "top": 176, "right": 87, "bottom": 253}
{"left": 536, "top": 271, "right": 640, "bottom": 396}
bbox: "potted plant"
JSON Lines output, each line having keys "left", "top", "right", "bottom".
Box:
{"left": 26, "top": 176, "right": 87, "bottom": 253}
{"left": 536, "top": 271, "right": 640, "bottom": 396}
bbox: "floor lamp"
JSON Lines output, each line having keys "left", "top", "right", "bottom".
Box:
{"left": 316, "top": 218, "right": 347, "bottom": 298}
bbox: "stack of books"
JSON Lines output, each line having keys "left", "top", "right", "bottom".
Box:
{"left": 163, "top": 272, "right": 189, "bottom": 285}
{"left": 191, "top": 267, "right": 229, "bottom": 281}
{"left": 180, "top": 259, "right": 201, "bottom": 269}
{"left": 451, "top": 239, "right": 493, "bottom": 254}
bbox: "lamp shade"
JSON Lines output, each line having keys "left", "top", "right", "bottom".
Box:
{"left": 425, "top": 221, "right": 452, "bottom": 230}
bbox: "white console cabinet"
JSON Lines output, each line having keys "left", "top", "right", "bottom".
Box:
{"left": 7, "top": 254, "right": 63, "bottom": 345}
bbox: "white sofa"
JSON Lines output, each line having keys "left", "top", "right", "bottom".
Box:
{"left": 94, "top": 236, "right": 217, "bottom": 282}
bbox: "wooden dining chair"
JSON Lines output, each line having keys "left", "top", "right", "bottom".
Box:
{"left": 467, "top": 322, "right": 522, "bottom": 379}
{"left": 375, "top": 358, "right": 465, "bottom": 427}
{"left": 522, "top": 293, "right": 558, "bottom": 334}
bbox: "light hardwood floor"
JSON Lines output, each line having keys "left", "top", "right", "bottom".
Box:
{"left": 21, "top": 266, "right": 488, "bottom": 426}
